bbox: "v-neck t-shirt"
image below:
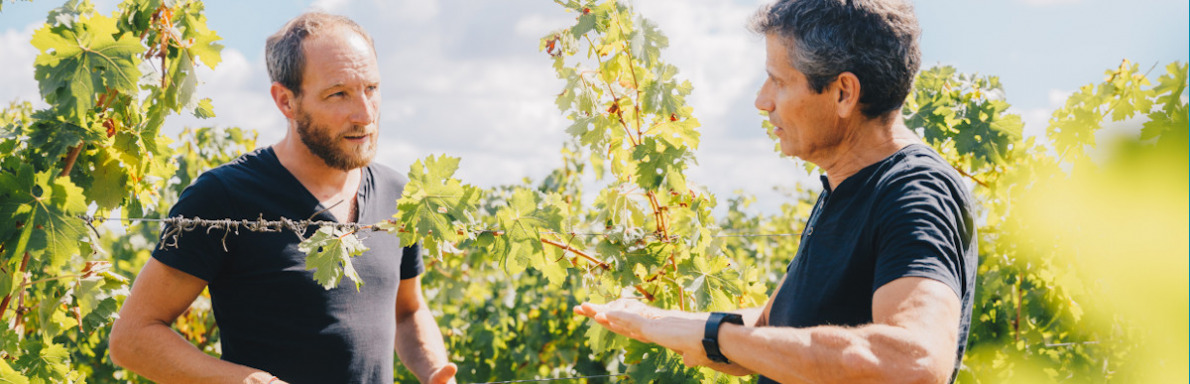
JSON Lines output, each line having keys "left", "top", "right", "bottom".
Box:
{"left": 152, "top": 147, "right": 422, "bottom": 383}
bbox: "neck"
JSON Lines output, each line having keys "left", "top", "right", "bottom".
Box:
{"left": 272, "top": 131, "right": 359, "bottom": 200}
{"left": 814, "top": 115, "right": 920, "bottom": 190}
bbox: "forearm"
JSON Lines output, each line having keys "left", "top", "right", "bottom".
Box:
{"left": 733, "top": 307, "right": 765, "bottom": 326}
{"left": 109, "top": 320, "right": 272, "bottom": 384}
{"left": 395, "top": 308, "right": 451, "bottom": 382}
{"left": 717, "top": 323, "right": 947, "bottom": 384}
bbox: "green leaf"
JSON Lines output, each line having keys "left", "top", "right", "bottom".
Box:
{"left": 648, "top": 114, "right": 700, "bottom": 150}
{"left": 641, "top": 64, "right": 690, "bottom": 117}
{"left": 0, "top": 165, "right": 88, "bottom": 267}
{"left": 571, "top": 12, "right": 597, "bottom": 38}
{"left": 628, "top": 16, "right": 666, "bottom": 67}
{"left": 681, "top": 255, "right": 741, "bottom": 311}
{"left": 0, "top": 359, "right": 29, "bottom": 384}
{"left": 391, "top": 154, "right": 482, "bottom": 249}
{"left": 175, "top": 2, "right": 224, "bottom": 68}
{"left": 298, "top": 226, "right": 368, "bottom": 290}
{"left": 14, "top": 342, "right": 69, "bottom": 382}
{"left": 632, "top": 137, "right": 690, "bottom": 190}
{"left": 22, "top": 113, "right": 103, "bottom": 167}
{"left": 193, "top": 98, "right": 215, "bottom": 118}
{"left": 32, "top": 12, "right": 144, "bottom": 124}
{"left": 82, "top": 147, "right": 129, "bottom": 210}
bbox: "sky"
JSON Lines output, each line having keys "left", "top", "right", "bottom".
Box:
{"left": 1, "top": 0, "right": 1187, "bottom": 214}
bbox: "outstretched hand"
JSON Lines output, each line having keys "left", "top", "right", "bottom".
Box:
{"left": 429, "top": 363, "right": 458, "bottom": 384}
{"left": 573, "top": 299, "right": 714, "bottom": 367}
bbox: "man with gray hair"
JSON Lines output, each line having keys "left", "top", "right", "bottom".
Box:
{"left": 576, "top": 0, "right": 977, "bottom": 383}
{"left": 109, "top": 12, "right": 457, "bottom": 384}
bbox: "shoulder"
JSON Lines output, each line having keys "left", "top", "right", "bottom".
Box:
{"left": 200, "top": 147, "right": 279, "bottom": 183}
{"left": 364, "top": 162, "right": 409, "bottom": 200}
{"left": 874, "top": 145, "right": 968, "bottom": 198}
{"left": 174, "top": 147, "right": 276, "bottom": 206}
{"left": 866, "top": 145, "right": 974, "bottom": 223}
{"left": 366, "top": 162, "right": 408, "bottom": 190}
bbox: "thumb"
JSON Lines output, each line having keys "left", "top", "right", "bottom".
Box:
{"left": 430, "top": 362, "right": 458, "bottom": 384}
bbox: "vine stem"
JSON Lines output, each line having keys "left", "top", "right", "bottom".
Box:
{"left": 540, "top": 238, "right": 610, "bottom": 270}
{"left": 645, "top": 191, "right": 670, "bottom": 240}
{"left": 610, "top": 7, "right": 645, "bottom": 136}
{"left": 0, "top": 252, "right": 30, "bottom": 323}
{"left": 952, "top": 164, "right": 989, "bottom": 189}
{"left": 633, "top": 285, "right": 655, "bottom": 301}
{"left": 583, "top": 34, "right": 640, "bottom": 147}
{"left": 1013, "top": 277, "right": 1022, "bottom": 342}
{"left": 60, "top": 145, "right": 83, "bottom": 177}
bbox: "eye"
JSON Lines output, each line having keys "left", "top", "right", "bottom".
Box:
{"left": 328, "top": 91, "right": 346, "bottom": 99}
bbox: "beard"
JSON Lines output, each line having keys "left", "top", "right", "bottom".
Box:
{"left": 294, "top": 109, "right": 377, "bottom": 171}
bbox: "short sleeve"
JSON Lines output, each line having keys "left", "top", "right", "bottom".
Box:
{"left": 152, "top": 172, "right": 235, "bottom": 282}
{"left": 871, "top": 171, "right": 972, "bottom": 298}
{"left": 399, "top": 242, "right": 423, "bottom": 280}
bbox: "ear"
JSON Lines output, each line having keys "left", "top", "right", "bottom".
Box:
{"left": 270, "top": 82, "right": 298, "bottom": 119}
{"left": 833, "top": 72, "right": 862, "bottom": 118}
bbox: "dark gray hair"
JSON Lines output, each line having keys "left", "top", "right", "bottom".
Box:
{"left": 750, "top": 0, "right": 921, "bottom": 118}
{"left": 265, "top": 12, "right": 376, "bottom": 96}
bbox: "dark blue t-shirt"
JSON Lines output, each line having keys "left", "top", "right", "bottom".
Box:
{"left": 152, "top": 147, "right": 422, "bottom": 383}
{"left": 760, "top": 144, "right": 977, "bottom": 384}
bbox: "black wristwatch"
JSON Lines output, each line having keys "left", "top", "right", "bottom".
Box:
{"left": 703, "top": 312, "right": 743, "bottom": 364}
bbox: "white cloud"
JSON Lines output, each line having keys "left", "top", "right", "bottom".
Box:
{"left": 162, "top": 48, "right": 286, "bottom": 143}
{"left": 310, "top": 0, "right": 352, "bottom": 12}
{"left": 0, "top": 23, "right": 44, "bottom": 107}
{"left": 1016, "top": 0, "right": 1082, "bottom": 6}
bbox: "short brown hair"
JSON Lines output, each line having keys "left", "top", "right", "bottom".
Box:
{"left": 265, "top": 12, "right": 376, "bottom": 96}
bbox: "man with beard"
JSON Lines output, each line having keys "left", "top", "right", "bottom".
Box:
{"left": 575, "top": 0, "right": 976, "bottom": 383}
{"left": 109, "top": 12, "right": 456, "bottom": 384}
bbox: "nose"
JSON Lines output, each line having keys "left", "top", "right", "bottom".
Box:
{"left": 348, "top": 92, "right": 378, "bottom": 126}
{"left": 754, "top": 80, "right": 774, "bottom": 112}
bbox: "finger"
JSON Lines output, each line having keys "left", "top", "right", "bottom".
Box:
{"left": 580, "top": 302, "right": 608, "bottom": 317}
{"left": 604, "top": 310, "right": 647, "bottom": 340}
{"left": 683, "top": 354, "right": 697, "bottom": 368}
{"left": 430, "top": 363, "right": 458, "bottom": 384}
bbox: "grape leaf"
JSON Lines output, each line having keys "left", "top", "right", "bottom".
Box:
{"left": 628, "top": 16, "right": 666, "bottom": 67}
{"left": 390, "top": 155, "right": 482, "bottom": 248}
{"left": 299, "top": 226, "right": 368, "bottom": 290}
{"left": 0, "top": 164, "right": 88, "bottom": 267}
{"left": 632, "top": 136, "right": 690, "bottom": 190}
{"left": 32, "top": 12, "right": 144, "bottom": 124}
{"left": 14, "top": 342, "right": 69, "bottom": 383}
{"left": 0, "top": 359, "right": 29, "bottom": 384}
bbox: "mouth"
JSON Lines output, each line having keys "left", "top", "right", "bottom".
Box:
{"left": 342, "top": 132, "right": 373, "bottom": 143}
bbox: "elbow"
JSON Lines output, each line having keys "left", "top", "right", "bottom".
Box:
{"left": 894, "top": 351, "right": 954, "bottom": 384}
{"left": 894, "top": 353, "right": 952, "bottom": 384}
{"left": 107, "top": 317, "right": 136, "bottom": 368}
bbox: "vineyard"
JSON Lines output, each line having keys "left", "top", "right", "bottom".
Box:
{"left": 0, "top": 0, "right": 1186, "bottom": 383}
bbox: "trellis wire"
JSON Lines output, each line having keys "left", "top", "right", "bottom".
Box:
{"left": 78, "top": 215, "right": 802, "bottom": 241}
{"left": 466, "top": 374, "right": 625, "bottom": 384}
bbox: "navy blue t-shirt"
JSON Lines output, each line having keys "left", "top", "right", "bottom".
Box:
{"left": 760, "top": 144, "right": 977, "bottom": 384}
{"left": 152, "top": 147, "right": 423, "bottom": 383}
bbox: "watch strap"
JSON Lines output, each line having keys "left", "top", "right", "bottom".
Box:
{"left": 702, "top": 312, "right": 743, "bottom": 364}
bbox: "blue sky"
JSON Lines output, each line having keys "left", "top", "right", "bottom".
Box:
{"left": 1, "top": 0, "right": 1186, "bottom": 213}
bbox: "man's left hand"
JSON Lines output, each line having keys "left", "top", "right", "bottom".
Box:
{"left": 429, "top": 363, "right": 457, "bottom": 384}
